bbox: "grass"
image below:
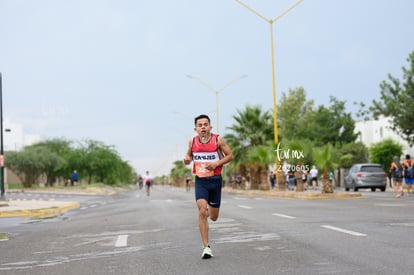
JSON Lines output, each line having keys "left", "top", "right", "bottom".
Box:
{"left": 7, "top": 182, "right": 24, "bottom": 189}
{"left": 0, "top": 232, "right": 9, "bottom": 241}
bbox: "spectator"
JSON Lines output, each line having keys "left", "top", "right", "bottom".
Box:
{"left": 269, "top": 171, "right": 276, "bottom": 189}
{"left": 71, "top": 170, "right": 78, "bottom": 186}
{"left": 390, "top": 156, "right": 403, "bottom": 198}
{"left": 309, "top": 165, "right": 318, "bottom": 190}
{"left": 236, "top": 174, "right": 242, "bottom": 188}
{"left": 287, "top": 168, "right": 296, "bottom": 191}
{"left": 301, "top": 169, "right": 308, "bottom": 190}
{"left": 329, "top": 171, "right": 334, "bottom": 185}
{"left": 403, "top": 154, "right": 414, "bottom": 195}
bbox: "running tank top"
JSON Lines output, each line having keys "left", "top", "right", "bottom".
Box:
{"left": 192, "top": 133, "right": 223, "bottom": 177}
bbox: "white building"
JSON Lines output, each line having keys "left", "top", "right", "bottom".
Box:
{"left": 3, "top": 118, "right": 42, "bottom": 151}
{"left": 354, "top": 116, "right": 413, "bottom": 157}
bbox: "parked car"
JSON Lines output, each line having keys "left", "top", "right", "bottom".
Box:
{"left": 344, "top": 163, "right": 387, "bottom": 192}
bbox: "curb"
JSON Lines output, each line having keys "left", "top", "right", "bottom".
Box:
{"left": 223, "top": 188, "right": 362, "bottom": 200}
{"left": 0, "top": 201, "right": 80, "bottom": 219}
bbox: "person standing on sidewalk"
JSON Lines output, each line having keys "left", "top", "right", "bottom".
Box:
{"left": 309, "top": 165, "right": 318, "bottom": 190}
{"left": 183, "top": 114, "right": 233, "bottom": 259}
{"left": 287, "top": 167, "right": 296, "bottom": 191}
{"left": 71, "top": 170, "right": 78, "bottom": 186}
{"left": 403, "top": 154, "right": 414, "bottom": 195}
{"left": 390, "top": 156, "right": 403, "bottom": 198}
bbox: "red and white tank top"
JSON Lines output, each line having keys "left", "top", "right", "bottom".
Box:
{"left": 192, "top": 133, "right": 222, "bottom": 177}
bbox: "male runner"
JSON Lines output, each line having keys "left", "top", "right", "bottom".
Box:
{"left": 183, "top": 114, "right": 233, "bottom": 259}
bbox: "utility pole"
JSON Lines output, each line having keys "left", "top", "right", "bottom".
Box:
{"left": 0, "top": 72, "right": 5, "bottom": 200}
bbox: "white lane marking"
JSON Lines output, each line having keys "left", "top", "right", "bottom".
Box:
{"left": 238, "top": 205, "right": 252, "bottom": 209}
{"left": 233, "top": 197, "right": 247, "bottom": 200}
{"left": 272, "top": 213, "right": 296, "bottom": 219}
{"left": 321, "top": 225, "right": 367, "bottom": 236}
{"left": 115, "top": 235, "right": 128, "bottom": 247}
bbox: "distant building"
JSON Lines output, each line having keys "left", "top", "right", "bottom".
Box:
{"left": 3, "top": 118, "right": 24, "bottom": 151}
{"left": 354, "top": 115, "right": 413, "bottom": 157}
{"left": 3, "top": 118, "right": 43, "bottom": 187}
{"left": 3, "top": 118, "right": 42, "bottom": 151}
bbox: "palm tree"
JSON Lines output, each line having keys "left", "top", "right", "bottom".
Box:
{"left": 313, "top": 144, "right": 337, "bottom": 193}
{"left": 170, "top": 160, "right": 191, "bottom": 187}
{"left": 225, "top": 105, "right": 274, "bottom": 189}
{"left": 224, "top": 130, "right": 248, "bottom": 187}
{"left": 246, "top": 144, "right": 274, "bottom": 190}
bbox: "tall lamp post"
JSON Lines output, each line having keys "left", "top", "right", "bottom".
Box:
{"left": 0, "top": 72, "right": 5, "bottom": 200}
{"left": 186, "top": 74, "right": 247, "bottom": 134}
{"left": 235, "top": 0, "right": 304, "bottom": 188}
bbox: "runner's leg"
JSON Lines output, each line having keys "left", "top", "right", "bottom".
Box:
{"left": 209, "top": 206, "right": 219, "bottom": 221}
{"left": 197, "top": 199, "right": 209, "bottom": 247}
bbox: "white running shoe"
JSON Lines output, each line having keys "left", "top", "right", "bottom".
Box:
{"left": 201, "top": 245, "right": 213, "bottom": 259}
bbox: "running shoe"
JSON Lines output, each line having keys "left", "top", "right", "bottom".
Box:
{"left": 201, "top": 245, "right": 213, "bottom": 259}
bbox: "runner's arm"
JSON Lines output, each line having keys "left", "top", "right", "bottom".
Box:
{"left": 215, "top": 136, "right": 233, "bottom": 167}
{"left": 183, "top": 138, "right": 193, "bottom": 165}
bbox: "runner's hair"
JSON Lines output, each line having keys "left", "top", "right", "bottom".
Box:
{"left": 194, "top": 114, "right": 211, "bottom": 125}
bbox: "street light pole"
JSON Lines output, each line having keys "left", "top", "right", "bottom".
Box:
{"left": 236, "top": 0, "right": 304, "bottom": 189}
{"left": 186, "top": 74, "right": 247, "bottom": 134}
{"left": 0, "top": 72, "right": 5, "bottom": 200}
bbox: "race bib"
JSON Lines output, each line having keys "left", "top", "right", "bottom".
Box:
{"left": 195, "top": 162, "right": 214, "bottom": 178}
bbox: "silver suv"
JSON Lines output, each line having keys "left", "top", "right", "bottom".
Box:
{"left": 344, "top": 163, "right": 387, "bottom": 192}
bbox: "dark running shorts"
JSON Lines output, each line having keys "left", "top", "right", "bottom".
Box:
{"left": 195, "top": 175, "right": 222, "bottom": 208}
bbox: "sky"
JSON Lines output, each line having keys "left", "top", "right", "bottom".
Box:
{"left": 0, "top": 0, "right": 413, "bottom": 176}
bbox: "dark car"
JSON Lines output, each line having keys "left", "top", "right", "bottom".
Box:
{"left": 344, "top": 163, "right": 387, "bottom": 192}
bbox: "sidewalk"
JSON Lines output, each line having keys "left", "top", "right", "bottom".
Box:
{"left": 223, "top": 187, "right": 363, "bottom": 199}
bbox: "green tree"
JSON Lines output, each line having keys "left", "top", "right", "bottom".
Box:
{"left": 278, "top": 87, "right": 315, "bottom": 140}
{"left": 107, "top": 158, "right": 135, "bottom": 185}
{"left": 35, "top": 147, "right": 66, "bottom": 186}
{"left": 80, "top": 140, "right": 106, "bottom": 184}
{"left": 278, "top": 89, "right": 357, "bottom": 146}
{"left": 307, "top": 97, "right": 358, "bottom": 146}
{"left": 331, "top": 142, "right": 368, "bottom": 187}
{"left": 245, "top": 143, "right": 274, "bottom": 190}
{"left": 74, "top": 139, "right": 134, "bottom": 185}
{"left": 225, "top": 105, "right": 274, "bottom": 189}
{"left": 5, "top": 148, "right": 45, "bottom": 187}
{"left": 370, "top": 51, "right": 414, "bottom": 146}
{"left": 337, "top": 142, "right": 369, "bottom": 169}
{"left": 313, "top": 144, "right": 337, "bottom": 193}
{"left": 6, "top": 145, "right": 66, "bottom": 187}
{"left": 170, "top": 160, "right": 191, "bottom": 187}
{"left": 370, "top": 138, "right": 403, "bottom": 176}
{"left": 30, "top": 138, "right": 71, "bottom": 185}
{"left": 66, "top": 147, "right": 85, "bottom": 180}
{"left": 93, "top": 147, "right": 118, "bottom": 184}
{"left": 6, "top": 138, "right": 134, "bottom": 187}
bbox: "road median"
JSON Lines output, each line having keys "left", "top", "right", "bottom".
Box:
{"left": 223, "top": 187, "right": 362, "bottom": 199}
{"left": 0, "top": 200, "right": 80, "bottom": 219}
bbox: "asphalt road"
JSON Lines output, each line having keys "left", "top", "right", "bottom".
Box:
{"left": 1, "top": 186, "right": 413, "bottom": 275}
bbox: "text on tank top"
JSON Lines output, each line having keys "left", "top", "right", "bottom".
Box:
{"left": 192, "top": 134, "right": 222, "bottom": 177}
